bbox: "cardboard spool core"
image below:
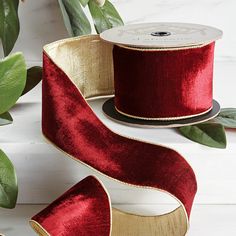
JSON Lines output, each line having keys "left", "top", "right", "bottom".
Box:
{"left": 100, "top": 22, "right": 223, "bottom": 48}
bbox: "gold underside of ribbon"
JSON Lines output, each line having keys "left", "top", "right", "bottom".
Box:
{"left": 30, "top": 207, "right": 186, "bottom": 236}
{"left": 116, "top": 41, "right": 211, "bottom": 51}
{"left": 43, "top": 35, "right": 115, "bottom": 99}
{"left": 29, "top": 220, "right": 50, "bottom": 236}
{"left": 112, "top": 207, "right": 186, "bottom": 236}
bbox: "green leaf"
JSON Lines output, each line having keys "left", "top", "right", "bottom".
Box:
{"left": 179, "top": 123, "right": 227, "bottom": 149}
{"left": 0, "top": 149, "right": 18, "bottom": 209}
{"left": 0, "top": 111, "right": 13, "bottom": 126}
{"left": 21, "top": 66, "right": 42, "bottom": 96}
{"left": 58, "top": 0, "right": 91, "bottom": 36}
{"left": 93, "top": 0, "right": 106, "bottom": 7}
{"left": 88, "top": 0, "right": 124, "bottom": 34}
{"left": 213, "top": 108, "right": 236, "bottom": 128}
{"left": 58, "top": 0, "right": 74, "bottom": 36}
{"left": 0, "top": 52, "right": 27, "bottom": 114}
{"left": 79, "top": 0, "right": 89, "bottom": 7}
{"left": 0, "top": 0, "right": 20, "bottom": 56}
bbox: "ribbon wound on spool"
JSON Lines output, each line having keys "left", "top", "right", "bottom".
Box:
{"left": 113, "top": 43, "right": 215, "bottom": 120}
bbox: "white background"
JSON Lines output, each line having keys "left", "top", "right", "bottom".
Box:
{"left": 0, "top": 1, "right": 236, "bottom": 235}
{"left": 5, "top": 0, "right": 236, "bottom": 63}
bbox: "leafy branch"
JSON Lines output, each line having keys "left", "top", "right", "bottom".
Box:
{"left": 58, "top": 0, "right": 123, "bottom": 36}
{"left": 0, "top": 0, "right": 20, "bottom": 57}
{"left": 0, "top": 0, "right": 43, "bottom": 209}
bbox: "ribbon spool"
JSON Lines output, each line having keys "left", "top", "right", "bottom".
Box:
{"left": 101, "top": 23, "right": 223, "bottom": 127}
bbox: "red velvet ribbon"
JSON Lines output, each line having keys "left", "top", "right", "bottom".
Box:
{"left": 30, "top": 36, "right": 198, "bottom": 235}
{"left": 113, "top": 43, "right": 215, "bottom": 120}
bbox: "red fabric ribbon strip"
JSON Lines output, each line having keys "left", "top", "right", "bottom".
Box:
{"left": 30, "top": 36, "right": 197, "bottom": 235}
{"left": 113, "top": 43, "right": 215, "bottom": 120}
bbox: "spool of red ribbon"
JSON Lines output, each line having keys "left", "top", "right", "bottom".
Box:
{"left": 101, "top": 23, "right": 222, "bottom": 126}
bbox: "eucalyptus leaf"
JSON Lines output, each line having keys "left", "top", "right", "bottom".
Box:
{"left": 58, "top": 0, "right": 91, "bottom": 36}
{"left": 179, "top": 123, "right": 227, "bottom": 149}
{"left": 79, "top": 0, "right": 89, "bottom": 7}
{"left": 0, "top": 0, "right": 20, "bottom": 56}
{"left": 88, "top": 0, "right": 124, "bottom": 33}
{"left": 0, "top": 111, "right": 13, "bottom": 126}
{"left": 0, "top": 52, "right": 27, "bottom": 114}
{"left": 213, "top": 108, "right": 236, "bottom": 128}
{"left": 21, "top": 66, "right": 42, "bottom": 96}
{"left": 0, "top": 149, "right": 18, "bottom": 209}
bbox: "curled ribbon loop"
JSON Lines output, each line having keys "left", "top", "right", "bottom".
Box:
{"left": 30, "top": 35, "right": 197, "bottom": 236}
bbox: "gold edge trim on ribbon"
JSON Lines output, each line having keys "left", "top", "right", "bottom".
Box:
{"left": 29, "top": 220, "right": 50, "bottom": 236}
{"left": 115, "top": 105, "right": 213, "bottom": 121}
{"left": 90, "top": 175, "right": 113, "bottom": 236}
{"left": 115, "top": 41, "right": 214, "bottom": 51}
{"left": 103, "top": 108, "right": 220, "bottom": 128}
